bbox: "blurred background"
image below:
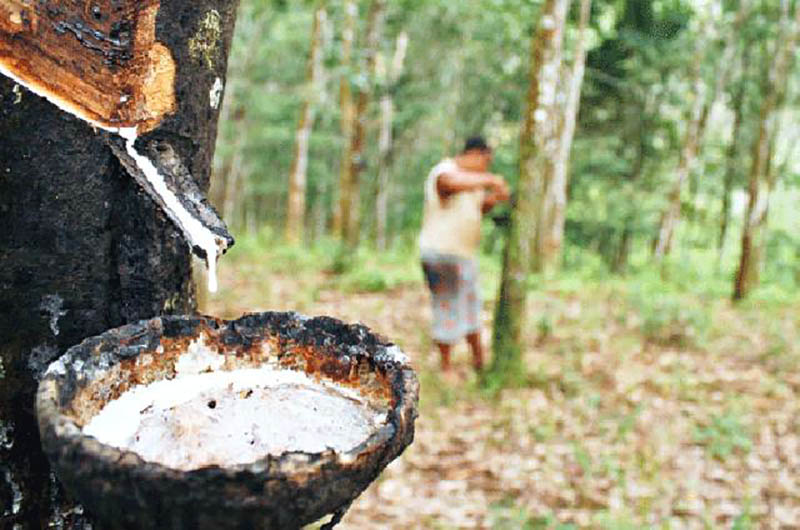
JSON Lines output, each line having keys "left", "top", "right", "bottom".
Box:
{"left": 203, "top": 0, "right": 800, "bottom": 527}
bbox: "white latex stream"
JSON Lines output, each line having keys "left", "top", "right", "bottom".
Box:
{"left": 118, "top": 127, "right": 222, "bottom": 292}
{"left": 0, "top": 64, "right": 224, "bottom": 292}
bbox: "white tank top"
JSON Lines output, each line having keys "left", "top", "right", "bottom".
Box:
{"left": 418, "top": 159, "right": 485, "bottom": 258}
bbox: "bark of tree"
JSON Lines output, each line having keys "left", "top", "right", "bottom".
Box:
{"left": 491, "top": 0, "right": 569, "bottom": 384}
{"left": 537, "top": 0, "right": 591, "bottom": 273}
{"left": 613, "top": 108, "right": 647, "bottom": 273}
{"left": 0, "top": 1, "right": 239, "bottom": 527}
{"left": 222, "top": 130, "right": 246, "bottom": 228}
{"left": 286, "top": 5, "right": 326, "bottom": 244}
{"left": 332, "top": 0, "right": 357, "bottom": 239}
{"left": 375, "top": 31, "right": 408, "bottom": 251}
{"left": 337, "top": 0, "right": 384, "bottom": 247}
{"left": 528, "top": 0, "right": 569, "bottom": 274}
{"left": 733, "top": 4, "right": 799, "bottom": 300}
{"left": 717, "top": 47, "right": 750, "bottom": 262}
{"left": 653, "top": 42, "right": 706, "bottom": 259}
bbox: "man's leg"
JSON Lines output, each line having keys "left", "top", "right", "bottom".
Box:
{"left": 422, "top": 256, "right": 459, "bottom": 372}
{"left": 463, "top": 257, "right": 483, "bottom": 372}
{"left": 436, "top": 342, "right": 453, "bottom": 371}
{"left": 466, "top": 332, "right": 483, "bottom": 371}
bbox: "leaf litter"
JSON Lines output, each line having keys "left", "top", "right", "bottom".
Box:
{"left": 205, "top": 255, "right": 800, "bottom": 529}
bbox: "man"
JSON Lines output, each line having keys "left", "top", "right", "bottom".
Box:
{"left": 419, "top": 136, "right": 511, "bottom": 372}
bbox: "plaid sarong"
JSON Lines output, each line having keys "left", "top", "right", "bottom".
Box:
{"left": 421, "top": 252, "right": 481, "bottom": 344}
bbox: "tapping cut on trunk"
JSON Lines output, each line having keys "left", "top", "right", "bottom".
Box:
{"left": 0, "top": 0, "right": 175, "bottom": 133}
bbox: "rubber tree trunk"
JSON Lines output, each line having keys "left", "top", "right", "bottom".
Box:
{"left": 538, "top": 0, "right": 591, "bottom": 273}
{"left": 375, "top": 31, "right": 408, "bottom": 251}
{"left": 613, "top": 102, "right": 648, "bottom": 274}
{"left": 653, "top": 38, "right": 706, "bottom": 259}
{"left": 734, "top": 4, "right": 799, "bottom": 300}
{"left": 337, "top": 0, "right": 384, "bottom": 247}
{"left": 222, "top": 130, "right": 247, "bottom": 229}
{"left": 717, "top": 47, "right": 750, "bottom": 263}
{"left": 286, "top": 5, "right": 326, "bottom": 244}
{"left": 654, "top": 1, "right": 749, "bottom": 259}
{"left": 490, "top": 0, "right": 568, "bottom": 386}
{"left": 528, "top": 0, "right": 569, "bottom": 274}
{"left": 0, "top": 1, "right": 239, "bottom": 527}
{"left": 332, "top": 0, "right": 357, "bottom": 239}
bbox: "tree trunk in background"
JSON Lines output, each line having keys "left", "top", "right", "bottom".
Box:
{"left": 539, "top": 0, "right": 591, "bottom": 272}
{"left": 441, "top": 49, "right": 465, "bottom": 154}
{"left": 312, "top": 178, "right": 329, "bottom": 241}
{"left": 653, "top": 40, "right": 706, "bottom": 259}
{"left": 718, "top": 47, "right": 750, "bottom": 262}
{"left": 209, "top": 8, "right": 267, "bottom": 226}
{"left": 491, "top": 0, "right": 568, "bottom": 384}
{"left": 222, "top": 130, "right": 247, "bottom": 228}
{"left": 613, "top": 107, "right": 647, "bottom": 273}
{"left": 734, "top": 5, "right": 799, "bottom": 300}
{"left": 696, "top": 0, "right": 748, "bottom": 159}
{"left": 338, "top": 0, "right": 384, "bottom": 247}
{"left": 528, "top": 0, "right": 569, "bottom": 274}
{"left": 376, "top": 31, "right": 408, "bottom": 251}
{"left": 0, "top": 1, "right": 239, "bottom": 527}
{"left": 209, "top": 86, "right": 237, "bottom": 211}
{"left": 655, "top": 2, "right": 749, "bottom": 259}
{"left": 286, "top": 5, "right": 326, "bottom": 244}
{"left": 333, "top": 0, "right": 358, "bottom": 241}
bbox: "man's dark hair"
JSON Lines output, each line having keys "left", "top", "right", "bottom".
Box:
{"left": 463, "top": 136, "right": 491, "bottom": 153}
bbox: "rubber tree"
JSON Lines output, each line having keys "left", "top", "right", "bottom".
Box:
{"left": 528, "top": 0, "right": 569, "bottom": 275}
{"left": 286, "top": 4, "right": 327, "bottom": 244}
{"left": 717, "top": 45, "right": 750, "bottom": 263}
{"left": 491, "top": 0, "right": 569, "bottom": 385}
{"left": 538, "top": 0, "right": 591, "bottom": 272}
{"left": 336, "top": 0, "right": 384, "bottom": 247}
{"left": 652, "top": 33, "right": 707, "bottom": 259}
{"left": 654, "top": 0, "right": 750, "bottom": 259}
{"left": 0, "top": 0, "right": 239, "bottom": 526}
{"left": 332, "top": 0, "right": 357, "bottom": 239}
{"left": 375, "top": 30, "right": 408, "bottom": 251}
{"left": 733, "top": 2, "right": 799, "bottom": 300}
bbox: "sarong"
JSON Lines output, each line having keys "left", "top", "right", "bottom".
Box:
{"left": 420, "top": 252, "right": 481, "bottom": 344}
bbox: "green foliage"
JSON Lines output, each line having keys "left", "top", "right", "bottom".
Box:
{"left": 488, "top": 498, "right": 577, "bottom": 530}
{"left": 694, "top": 411, "right": 752, "bottom": 461}
{"left": 627, "top": 277, "right": 711, "bottom": 348}
{"left": 327, "top": 244, "right": 358, "bottom": 275}
{"left": 321, "top": 241, "right": 422, "bottom": 293}
{"left": 731, "top": 501, "right": 754, "bottom": 530}
{"left": 336, "top": 267, "right": 388, "bottom": 292}
{"left": 536, "top": 315, "right": 553, "bottom": 343}
{"left": 573, "top": 442, "right": 593, "bottom": 476}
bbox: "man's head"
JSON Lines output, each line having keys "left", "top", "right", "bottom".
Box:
{"left": 460, "top": 136, "right": 493, "bottom": 171}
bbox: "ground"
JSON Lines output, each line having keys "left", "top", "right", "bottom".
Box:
{"left": 201, "top": 238, "right": 800, "bottom": 529}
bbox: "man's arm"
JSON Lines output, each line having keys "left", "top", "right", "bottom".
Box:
{"left": 437, "top": 169, "right": 505, "bottom": 199}
{"left": 481, "top": 181, "right": 511, "bottom": 213}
